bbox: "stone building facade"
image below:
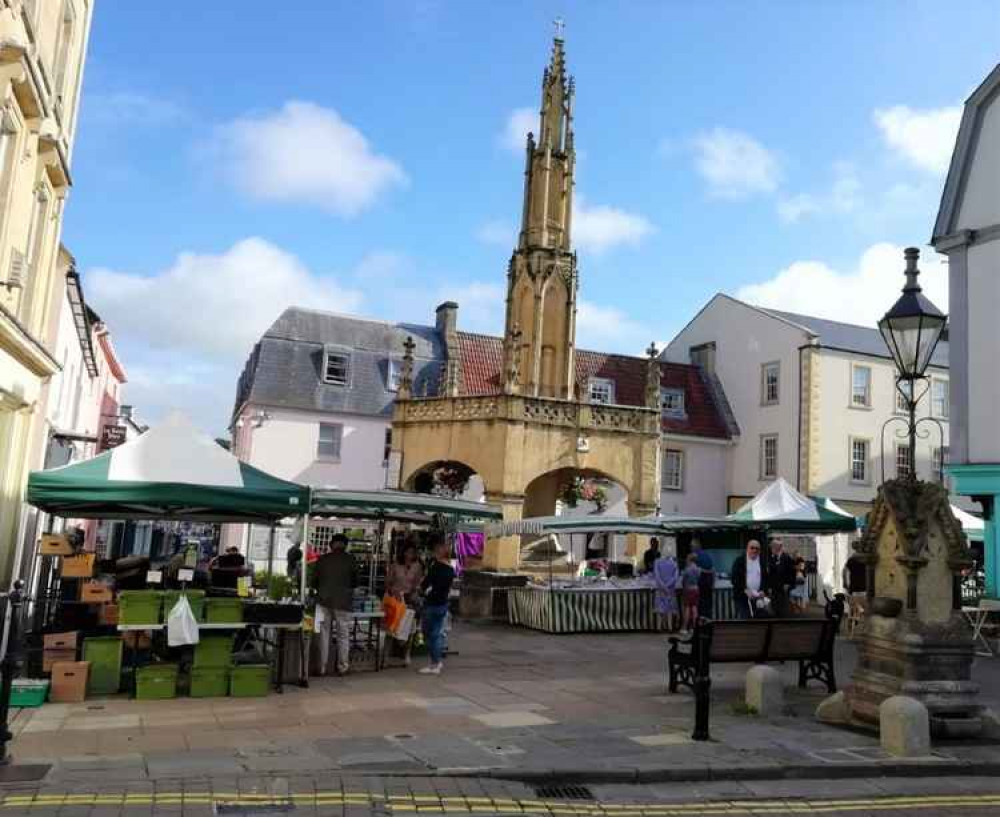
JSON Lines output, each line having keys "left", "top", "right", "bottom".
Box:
{"left": 0, "top": 0, "right": 93, "bottom": 580}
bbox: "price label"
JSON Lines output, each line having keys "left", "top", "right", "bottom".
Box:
{"left": 146, "top": 570, "right": 163, "bottom": 584}
{"left": 178, "top": 569, "right": 195, "bottom": 582}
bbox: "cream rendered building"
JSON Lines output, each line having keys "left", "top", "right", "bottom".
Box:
{"left": 0, "top": 0, "right": 93, "bottom": 580}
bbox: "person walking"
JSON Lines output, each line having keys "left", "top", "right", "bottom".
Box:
{"left": 731, "top": 539, "right": 770, "bottom": 619}
{"left": 312, "top": 534, "right": 357, "bottom": 676}
{"left": 691, "top": 539, "right": 716, "bottom": 619}
{"left": 652, "top": 546, "right": 679, "bottom": 631}
{"left": 419, "top": 535, "right": 455, "bottom": 676}
{"left": 766, "top": 537, "right": 796, "bottom": 618}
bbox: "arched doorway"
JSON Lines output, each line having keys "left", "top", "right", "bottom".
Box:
{"left": 522, "top": 467, "right": 629, "bottom": 568}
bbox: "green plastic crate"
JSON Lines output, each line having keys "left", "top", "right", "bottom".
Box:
{"left": 82, "top": 636, "right": 122, "bottom": 695}
{"left": 205, "top": 597, "right": 243, "bottom": 624}
{"left": 10, "top": 680, "right": 49, "bottom": 707}
{"left": 135, "top": 664, "right": 178, "bottom": 700}
{"left": 229, "top": 664, "right": 270, "bottom": 698}
{"left": 189, "top": 666, "right": 228, "bottom": 698}
{"left": 193, "top": 635, "right": 234, "bottom": 668}
{"left": 162, "top": 590, "right": 205, "bottom": 622}
{"left": 118, "top": 590, "right": 163, "bottom": 625}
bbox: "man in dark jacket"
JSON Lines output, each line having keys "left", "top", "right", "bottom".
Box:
{"left": 766, "top": 537, "right": 797, "bottom": 617}
{"left": 731, "top": 540, "right": 770, "bottom": 619}
{"left": 312, "top": 534, "right": 356, "bottom": 675}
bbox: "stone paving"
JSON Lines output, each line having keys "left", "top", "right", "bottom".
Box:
{"left": 6, "top": 619, "right": 1000, "bottom": 788}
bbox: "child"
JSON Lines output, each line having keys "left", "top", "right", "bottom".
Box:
{"left": 681, "top": 553, "right": 701, "bottom": 632}
{"left": 789, "top": 556, "right": 808, "bottom": 614}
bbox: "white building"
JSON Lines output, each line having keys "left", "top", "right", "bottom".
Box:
{"left": 664, "top": 294, "right": 951, "bottom": 517}
{"left": 932, "top": 63, "right": 1000, "bottom": 598}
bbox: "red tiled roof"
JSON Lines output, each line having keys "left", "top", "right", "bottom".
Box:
{"left": 455, "top": 331, "right": 731, "bottom": 440}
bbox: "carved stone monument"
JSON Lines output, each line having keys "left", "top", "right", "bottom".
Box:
{"left": 819, "top": 480, "right": 983, "bottom": 737}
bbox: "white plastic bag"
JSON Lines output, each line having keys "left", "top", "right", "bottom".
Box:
{"left": 394, "top": 608, "right": 415, "bottom": 641}
{"left": 167, "top": 594, "right": 200, "bottom": 646}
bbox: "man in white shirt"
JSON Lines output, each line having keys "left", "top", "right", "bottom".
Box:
{"left": 733, "top": 539, "right": 769, "bottom": 619}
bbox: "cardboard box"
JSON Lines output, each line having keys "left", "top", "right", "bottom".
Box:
{"left": 50, "top": 661, "right": 89, "bottom": 703}
{"left": 98, "top": 603, "right": 119, "bottom": 626}
{"left": 39, "top": 534, "right": 73, "bottom": 556}
{"left": 43, "top": 648, "right": 76, "bottom": 673}
{"left": 123, "top": 631, "right": 152, "bottom": 650}
{"left": 43, "top": 631, "right": 79, "bottom": 651}
{"left": 61, "top": 553, "right": 95, "bottom": 578}
{"left": 80, "top": 581, "right": 113, "bottom": 604}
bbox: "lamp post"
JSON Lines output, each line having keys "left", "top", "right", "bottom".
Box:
{"left": 877, "top": 247, "right": 948, "bottom": 480}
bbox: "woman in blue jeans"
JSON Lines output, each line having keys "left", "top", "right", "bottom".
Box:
{"left": 419, "top": 536, "right": 456, "bottom": 675}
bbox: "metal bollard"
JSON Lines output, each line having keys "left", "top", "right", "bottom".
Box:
{"left": 691, "top": 618, "right": 712, "bottom": 741}
{"left": 0, "top": 581, "right": 25, "bottom": 766}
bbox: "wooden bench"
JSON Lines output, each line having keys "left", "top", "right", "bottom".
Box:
{"left": 667, "top": 617, "right": 838, "bottom": 695}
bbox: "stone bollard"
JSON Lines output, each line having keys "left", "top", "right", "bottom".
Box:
{"left": 745, "top": 665, "right": 784, "bottom": 716}
{"left": 880, "top": 696, "right": 931, "bottom": 757}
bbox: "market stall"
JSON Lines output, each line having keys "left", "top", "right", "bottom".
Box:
{"left": 727, "top": 478, "right": 859, "bottom": 600}
{"left": 22, "top": 415, "right": 310, "bottom": 703}
{"left": 489, "top": 514, "right": 747, "bottom": 633}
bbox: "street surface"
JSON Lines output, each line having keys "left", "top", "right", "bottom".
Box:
{"left": 3, "top": 621, "right": 1000, "bottom": 814}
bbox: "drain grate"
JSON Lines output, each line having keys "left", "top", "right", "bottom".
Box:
{"left": 534, "top": 785, "right": 594, "bottom": 801}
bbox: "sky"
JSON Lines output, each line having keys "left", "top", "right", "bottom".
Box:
{"left": 63, "top": 2, "right": 1000, "bottom": 435}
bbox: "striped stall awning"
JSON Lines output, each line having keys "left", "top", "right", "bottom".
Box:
{"left": 506, "top": 586, "right": 739, "bottom": 634}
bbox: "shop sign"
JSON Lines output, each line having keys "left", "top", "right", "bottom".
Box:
{"left": 100, "top": 424, "right": 127, "bottom": 451}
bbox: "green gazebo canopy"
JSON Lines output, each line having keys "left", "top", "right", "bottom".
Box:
{"left": 27, "top": 415, "right": 309, "bottom": 523}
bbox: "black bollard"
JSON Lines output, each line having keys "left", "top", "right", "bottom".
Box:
{"left": 0, "top": 581, "right": 25, "bottom": 766}
{"left": 691, "top": 618, "right": 712, "bottom": 741}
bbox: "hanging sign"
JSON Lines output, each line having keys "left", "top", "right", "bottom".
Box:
{"left": 100, "top": 424, "right": 127, "bottom": 451}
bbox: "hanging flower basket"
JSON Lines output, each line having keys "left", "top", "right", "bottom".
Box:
{"left": 559, "top": 477, "right": 608, "bottom": 512}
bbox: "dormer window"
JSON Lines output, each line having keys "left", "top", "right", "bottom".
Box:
{"left": 661, "top": 387, "right": 685, "bottom": 418}
{"left": 323, "top": 348, "right": 350, "bottom": 386}
{"left": 588, "top": 377, "right": 615, "bottom": 405}
{"left": 387, "top": 359, "right": 400, "bottom": 392}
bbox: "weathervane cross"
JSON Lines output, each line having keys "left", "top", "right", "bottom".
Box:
{"left": 553, "top": 17, "right": 565, "bottom": 39}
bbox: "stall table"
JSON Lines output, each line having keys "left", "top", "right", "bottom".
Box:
{"left": 507, "top": 583, "right": 738, "bottom": 634}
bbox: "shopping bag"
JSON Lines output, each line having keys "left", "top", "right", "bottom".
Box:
{"left": 166, "top": 594, "right": 200, "bottom": 646}
{"left": 394, "top": 608, "right": 415, "bottom": 641}
{"left": 382, "top": 595, "right": 404, "bottom": 632}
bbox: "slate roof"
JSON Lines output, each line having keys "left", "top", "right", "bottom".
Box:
{"left": 233, "top": 308, "right": 445, "bottom": 421}
{"left": 455, "top": 331, "right": 732, "bottom": 439}
{"left": 761, "top": 309, "right": 950, "bottom": 369}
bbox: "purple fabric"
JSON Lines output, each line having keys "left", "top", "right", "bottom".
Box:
{"left": 454, "top": 532, "right": 484, "bottom": 576}
{"left": 653, "top": 556, "right": 680, "bottom": 615}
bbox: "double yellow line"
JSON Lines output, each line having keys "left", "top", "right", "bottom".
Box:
{"left": 2, "top": 790, "right": 1000, "bottom": 814}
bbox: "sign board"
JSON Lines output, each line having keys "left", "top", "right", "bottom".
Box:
{"left": 99, "top": 424, "right": 127, "bottom": 452}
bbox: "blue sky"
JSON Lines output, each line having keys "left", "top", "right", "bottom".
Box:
{"left": 64, "top": 2, "right": 999, "bottom": 433}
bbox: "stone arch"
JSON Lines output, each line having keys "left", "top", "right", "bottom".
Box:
{"left": 402, "top": 458, "right": 486, "bottom": 501}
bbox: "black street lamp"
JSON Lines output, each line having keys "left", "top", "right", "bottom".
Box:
{"left": 878, "top": 247, "right": 948, "bottom": 480}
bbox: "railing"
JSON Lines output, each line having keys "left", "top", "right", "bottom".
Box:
{"left": 398, "top": 393, "right": 658, "bottom": 434}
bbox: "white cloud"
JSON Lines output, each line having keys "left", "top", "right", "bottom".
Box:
{"left": 576, "top": 300, "right": 654, "bottom": 352}
{"left": 476, "top": 220, "right": 516, "bottom": 247}
{"left": 499, "top": 107, "right": 536, "bottom": 153}
{"left": 574, "top": 198, "right": 654, "bottom": 254}
{"left": 84, "top": 91, "right": 186, "bottom": 126}
{"left": 85, "top": 239, "right": 367, "bottom": 432}
{"left": 777, "top": 161, "right": 862, "bottom": 223}
{"left": 210, "top": 101, "right": 407, "bottom": 216}
{"left": 736, "top": 242, "right": 949, "bottom": 327}
{"left": 873, "top": 104, "right": 961, "bottom": 174}
{"left": 693, "top": 127, "right": 781, "bottom": 199}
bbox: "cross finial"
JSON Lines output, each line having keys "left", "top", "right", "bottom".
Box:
{"left": 553, "top": 17, "right": 565, "bottom": 40}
